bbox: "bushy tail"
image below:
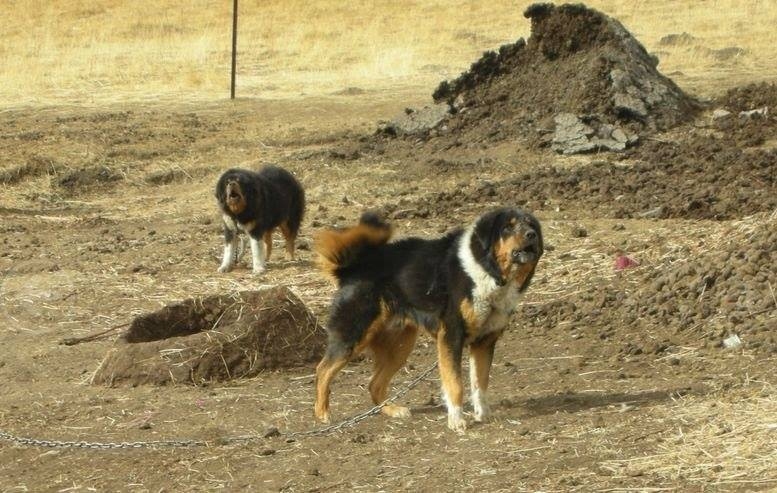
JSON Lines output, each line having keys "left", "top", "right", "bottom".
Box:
{"left": 315, "top": 212, "right": 392, "bottom": 281}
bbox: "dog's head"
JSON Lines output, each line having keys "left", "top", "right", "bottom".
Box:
{"left": 470, "top": 207, "right": 543, "bottom": 288}
{"left": 216, "top": 169, "right": 253, "bottom": 215}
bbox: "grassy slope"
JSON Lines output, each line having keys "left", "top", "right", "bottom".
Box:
{"left": 1, "top": 0, "right": 776, "bottom": 106}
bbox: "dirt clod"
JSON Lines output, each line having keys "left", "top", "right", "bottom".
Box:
{"left": 91, "top": 286, "right": 325, "bottom": 386}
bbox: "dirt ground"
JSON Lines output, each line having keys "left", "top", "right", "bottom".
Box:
{"left": 1, "top": 46, "right": 776, "bottom": 491}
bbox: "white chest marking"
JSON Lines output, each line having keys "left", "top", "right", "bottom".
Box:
{"left": 458, "top": 224, "right": 523, "bottom": 334}
{"left": 222, "top": 214, "right": 238, "bottom": 232}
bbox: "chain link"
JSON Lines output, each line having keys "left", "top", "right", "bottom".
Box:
{"left": 0, "top": 362, "right": 437, "bottom": 450}
{"left": 0, "top": 430, "right": 205, "bottom": 449}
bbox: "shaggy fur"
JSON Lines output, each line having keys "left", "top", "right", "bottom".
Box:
{"left": 215, "top": 165, "right": 305, "bottom": 274}
{"left": 313, "top": 207, "right": 543, "bottom": 432}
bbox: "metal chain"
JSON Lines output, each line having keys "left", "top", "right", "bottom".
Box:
{"left": 0, "top": 431, "right": 205, "bottom": 449}
{"left": 0, "top": 362, "right": 438, "bottom": 450}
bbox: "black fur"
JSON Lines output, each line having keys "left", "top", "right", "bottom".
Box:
{"left": 215, "top": 165, "right": 305, "bottom": 272}
{"left": 315, "top": 207, "right": 543, "bottom": 430}
{"left": 215, "top": 165, "right": 305, "bottom": 235}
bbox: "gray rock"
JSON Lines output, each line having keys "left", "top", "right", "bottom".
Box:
{"left": 739, "top": 107, "right": 768, "bottom": 119}
{"left": 712, "top": 109, "right": 732, "bottom": 120}
{"left": 551, "top": 113, "right": 631, "bottom": 154}
{"left": 613, "top": 93, "right": 648, "bottom": 119}
{"left": 611, "top": 128, "right": 628, "bottom": 143}
{"left": 382, "top": 103, "right": 451, "bottom": 136}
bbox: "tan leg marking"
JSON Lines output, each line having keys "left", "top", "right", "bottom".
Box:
{"left": 469, "top": 332, "right": 501, "bottom": 422}
{"left": 369, "top": 324, "right": 418, "bottom": 419}
{"left": 314, "top": 353, "right": 351, "bottom": 423}
{"left": 263, "top": 229, "right": 273, "bottom": 261}
{"left": 437, "top": 325, "right": 466, "bottom": 432}
{"left": 280, "top": 222, "right": 296, "bottom": 261}
{"left": 314, "top": 302, "right": 390, "bottom": 422}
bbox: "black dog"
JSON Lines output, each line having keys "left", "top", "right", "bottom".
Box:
{"left": 215, "top": 166, "right": 305, "bottom": 274}
{"left": 313, "top": 207, "right": 543, "bottom": 432}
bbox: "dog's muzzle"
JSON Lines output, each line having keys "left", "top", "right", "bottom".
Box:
{"left": 511, "top": 229, "right": 539, "bottom": 264}
{"left": 226, "top": 183, "right": 241, "bottom": 201}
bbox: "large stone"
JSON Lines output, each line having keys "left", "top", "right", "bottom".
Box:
{"left": 381, "top": 103, "right": 451, "bottom": 136}
{"left": 551, "top": 113, "right": 631, "bottom": 155}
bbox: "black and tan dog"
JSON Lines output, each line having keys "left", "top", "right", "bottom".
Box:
{"left": 313, "top": 207, "right": 543, "bottom": 432}
{"left": 215, "top": 166, "right": 305, "bottom": 274}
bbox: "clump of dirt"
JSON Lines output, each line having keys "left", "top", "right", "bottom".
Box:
{"left": 393, "top": 127, "right": 776, "bottom": 221}
{"left": 521, "top": 218, "right": 777, "bottom": 354}
{"left": 91, "top": 286, "right": 326, "bottom": 386}
{"left": 0, "top": 155, "right": 61, "bottom": 185}
{"left": 717, "top": 82, "right": 777, "bottom": 112}
{"left": 143, "top": 165, "right": 216, "bottom": 185}
{"left": 711, "top": 82, "right": 777, "bottom": 148}
{"left": 387, "top": 2, "right": 700, "bottom": 153}
{"left": 57, "top": 165, "right": 123, "bottom": 194}
{"left": 658, "top": 32, "right": 696, "bottom": 47}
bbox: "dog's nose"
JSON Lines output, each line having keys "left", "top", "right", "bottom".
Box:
{"left": 525, "top": 229, "right": 537, "bottom": 241}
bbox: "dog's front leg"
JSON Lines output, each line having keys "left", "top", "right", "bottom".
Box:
{"left": 248, "top": 230, "right": 266, "bottom": 274}
{"left": 217, "top": 221, "right": 239, "bottom": 273}
{"left": 437, "top": 322, "right": 467, "bottom": 433}
{"left": 469, "top": 331, "right": 500, "bottom": 422}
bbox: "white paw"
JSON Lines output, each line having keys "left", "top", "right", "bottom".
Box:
{"left": 474, "top": 403, "right": 490, "bottom": 423}
{"left": 252, "top": 265, "right": 266, "bottom": 275}
{"left": 447, "top": 407, "right": 468, "bottom": 433}
{"left": 382, "top": 404, "right": 411, "bottom": 419}
{"left": 217, "top": 264, "right": 232, "bottom": 273}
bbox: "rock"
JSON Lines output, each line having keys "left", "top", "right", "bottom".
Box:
{"left": 551, "top": 113, "right": 631, "bottom": 154}
{"left": 611, "top": 128, "right": 628, "bottom": 142}
{"left": 612, "top": 92, "right": 648, "bottom": 119}
{"left": 381, "top": 103, "right": 451, "bottom": 136}
{"left": 739, "top": 106, "right": 768, "bottom": 119}
{"left": 712, "top": 109, "right": 732, "bottom": 120}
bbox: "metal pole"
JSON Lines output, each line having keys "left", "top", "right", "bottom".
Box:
{"left": 230, "top": 0, "right": 238, "bottom": 99}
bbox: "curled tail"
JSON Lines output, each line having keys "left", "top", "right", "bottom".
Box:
{"left": 315, "top": 212, "right": 392, "bottom": 281}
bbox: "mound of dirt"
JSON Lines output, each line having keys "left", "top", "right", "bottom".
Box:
{"left": 91, "top": 286, "right": 325, "bottom": 387}
{"left": 390, "top": 127, "right": 776, "bottom": 221}
{"left": 382, "top": 2, "right": 699, "bottom": 154}
{"left": 521, "top": 217, "right": 777, "bottom": 354}
{"left": 0, "top": 155, "right": 62, "bottom": 185}
{"left": 717, "top": 82, "right": 777, "bottom": 112}
{"left": 57, "top": 165, "right": 123, "bottom": 194}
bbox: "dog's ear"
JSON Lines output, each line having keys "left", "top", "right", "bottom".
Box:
{"left": 470, "top": 209, "right": 508, "bottom": 285}
{"left": 517, "top": 211, "right": 544, "bottom": 292}
{"left": 529, "top": 213, "right": 544, "bottom": 260}
{"left": 215, "top": 173, "right": 227, "bottom": 202}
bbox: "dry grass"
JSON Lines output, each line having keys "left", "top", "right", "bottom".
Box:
{"left": 2, "top": 0, "right": 777, "bottom": 106}
{"left": 599, "top": 386, "right": 777, "bottom": 487}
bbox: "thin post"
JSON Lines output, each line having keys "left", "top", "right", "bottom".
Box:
{"left": 230, "top": 0, "right": 238, "bottom": 99}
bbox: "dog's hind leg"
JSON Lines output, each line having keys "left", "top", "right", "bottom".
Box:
{"left": 368, "top": 323, "right": 418, "bottom": 418}
{"left": 314, "top": 344, "right": 353, "bottom": 423}
{"left": 314, "top": 287, "right": 382, "bottom": 422}
{"left": 280, "top": 222, "right": 296, "bottom": 261}
{"left": 217, "top": 217, "right": 239, "bottom": 273}
{"left": 263, "top": 230, "right": 273, "bottom": 262}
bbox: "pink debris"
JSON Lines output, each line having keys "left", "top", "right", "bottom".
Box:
{"left": 614, "top": 254, "right": 640, "bottom": 270}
